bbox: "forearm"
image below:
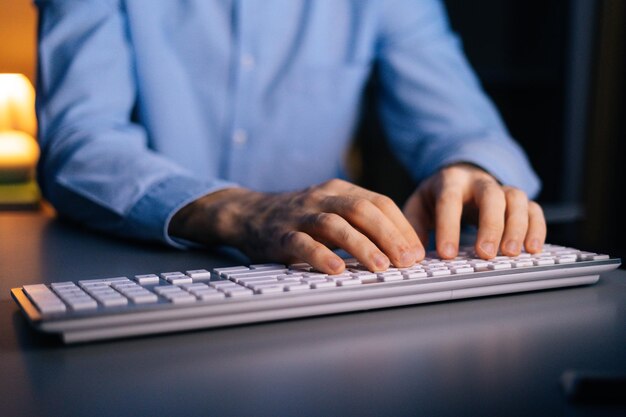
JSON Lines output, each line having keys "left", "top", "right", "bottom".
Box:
{"left": 37, "top": 0, "right": 236, "bottom": 245}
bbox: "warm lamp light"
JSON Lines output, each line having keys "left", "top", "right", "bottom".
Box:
{"left": 0, "top": 74, "right": 41, "bottom": 208}
{"left": 0, "top": 130, "right": 40, "bottom": 182}
{"left": 0, "top": 73, "right": 37, "bottom": 137}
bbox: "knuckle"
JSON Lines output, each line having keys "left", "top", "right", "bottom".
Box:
{"left": 372, "top": 194, "right": 396, "bottom": 211}
{"left": 304, "top": 188, "right": 326, "bottom": 204}
{"left": 323, "top": 178, "right": 345, "bottom": 190}
{"left": 349, "top": 198, "right": 373, "bottom": 218}
{"left": 280, "top": 230, "right": 301, "bottom": 248}
{"left": 314, "top": 212, "right": 340, "bottom": 229}
{"left": 442, "top": 164, "right": 465, "bottom": 178}
{"left": 477, "top": 177, "right": 499, "bottom": 191}
{"left": 505, "top": 188, "right": 528, "bottom": 205}
{"left": 336, "top": 226, "right": 354, "bottom": 245}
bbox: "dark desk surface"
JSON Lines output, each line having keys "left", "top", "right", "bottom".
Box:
{"left": 1, "top": 211, "right": 625, "bottom": 417}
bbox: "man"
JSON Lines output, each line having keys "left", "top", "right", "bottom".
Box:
{"left": 35, "top": 0, "right": 546, "bottom": 274}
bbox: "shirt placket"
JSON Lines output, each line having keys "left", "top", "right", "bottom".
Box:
{"left": 226, "top": 0, "right": 257, "bottom": 183}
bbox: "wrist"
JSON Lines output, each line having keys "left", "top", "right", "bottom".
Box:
{"left": 168, "top": 187, "right": 259, "bottom": 246}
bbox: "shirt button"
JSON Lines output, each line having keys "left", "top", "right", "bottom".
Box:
{"left": 232, "top": 129, "right": 248, "bottom": 146}
{"left": 240, "top": 53, "right": 255, "bottom": 70}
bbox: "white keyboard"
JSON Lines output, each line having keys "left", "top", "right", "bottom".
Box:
{"left": 11, "top": 244, "right": 621, "bottom": 343}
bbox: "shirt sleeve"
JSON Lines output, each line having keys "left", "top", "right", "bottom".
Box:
{"left": 376, "top": 0, "right": 541, "bottom": 197}
{"left": 35, "top": 0, "right": 235, "bottom": 247}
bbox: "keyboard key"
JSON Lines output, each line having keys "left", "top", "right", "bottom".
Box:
{"left": 50, "top": 282, "right": 77, "bottom": 289}
{"left": 210, "top": 281, "right": 240, "bottom": 289}
{"left": 302, "top": 277, "right": 329, "bottom": 284}
{"left": 489, "top": 262, "right": 513, "bottom": 270}
{"left": 403, "top": 271, "right": 428, "bottom": 279}
{"left": 255, "top": 285, "right": 285, "bottom": 294}
{"left": 166, "top": 294, "right": 197, "bottom": 304}
{"left": 337, "top": 279, "right": 362, "bottom": 286}
{"left": 197, "top": 292, "right": 226, "bottom": 301}
{"left": 214, "top": 266, "right": 250, "bottom": 276}
{"left": 378, "top": 273, "right": 404, "bottom": 282}
{"left": 556, "top": 256, "right": 577, "bottom": 264}
{"left": 310, "top": 281, "right": 336, "bottom": 289}
{"left": 223, "top": 288, "right": 254, "bottom": 298}
{"left": 284, "top": 283, "right": 311, "bottom": 291}
{"left": 102, "top": 277, "right": 131, "bottom": 284}
{"left": 450, "top": 266, "right": 474, "bottom": 274}
{"left": 134, "top": 274, "right": 160, "bottom": 284}
{"left": 67, "top": 298, "right": 98, "bottom": 311}
{"left": 326, "top": 274, "right": 353, "bottom": 282}
{"left": 427, "top": 269, "right": 452, "bottom": 277}
{"left": 153, "top": 285, "right": 180, "bottom": 294}
{"left": 129, "top": 293, "right": 159, "bottom": 304}
{"left": 160, "top": 272, "right": 183, "bottom": 277}
{"left": 224, "top": 269, "right": 288, "bottom": 280}
{"left": 533, "top": 258, "right": 555, "bottom": 266}
{"left": 166, "top": 276, "right": 193, "bottom": 284}
{"left": 249, "top": 263, "right": 286, "bottom": 270}
{"left": 99, "top": 297, "right": 129, "bottom": 307}
{"left": 185, "top": 269, "right": 212, "bottom": 280}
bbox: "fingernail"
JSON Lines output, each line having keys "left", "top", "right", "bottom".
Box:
{"left": 414, "top": 247, "right": 425, "bottom": 261}
{"left": 480, "top": 241, "right": 496, "bottom": 257}
{"left": 373, "top": 253, "right": 389, "bottom": 269}
{"left": 328, "top": 258, "right": 344, "bottom": 272}
{"left": 528, "top": 239, "right": 541, "bottom": 253}
{"left": 505, "top": 240, "right": 519, "bottom": 254}
{"left": 400, "top": 251, "right": 414, "bottom": 266}
{"left": 442, "top": 243, "right": 456, "bottom": 258}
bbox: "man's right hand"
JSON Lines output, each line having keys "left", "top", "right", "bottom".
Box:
{"left": 168, "top": 179, "right": 424, "bottom": 274}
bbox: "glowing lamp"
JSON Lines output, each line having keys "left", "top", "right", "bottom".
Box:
{"left": 0, "top": 73, "right": 37, "bottom": 137}
{"left": 0, "top": 74, "right": 41, "bottom": 207}
{"left": 0, "top": 130, "right": 40, "bottom": 182}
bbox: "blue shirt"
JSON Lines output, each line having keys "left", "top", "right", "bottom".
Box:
{"left": 35, "top": 0, "right": 540, "bottom": 246}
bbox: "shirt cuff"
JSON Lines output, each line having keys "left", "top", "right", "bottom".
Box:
{"left": 125, "top": 175, "right": 238, "bottom": 248}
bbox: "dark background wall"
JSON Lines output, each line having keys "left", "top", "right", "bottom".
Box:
{"left": 356, "top": 0, "right": 625, "bottom": 264}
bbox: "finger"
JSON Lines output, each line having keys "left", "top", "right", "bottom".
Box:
{"left": 324, "top": 197, "right": 415, "bottom": 267}
{"left": 281, "top": 230, "right": 345, "bottom": 274}
{"left": 474, "top": 180, "right": 506, "bottom": 259}
{"left": 500, "top": 187, "right": 529, "bottom": 256}
{"left": 524, "top": 201, "right": 546, "bottom": 253}
{"left": 370, "top": 194, "right": 424, "bottom": 259}
{"left": 434, "top": 184, "right": 464, "bottom": 259}
{"left": 402, "top": 191, "right": 431, "bottom": 249}
{"left": 340, "top": 188, "right": 424, "bottom": 262}
{"left": 302, "top": 212, "right": 390, "bottom": 272}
